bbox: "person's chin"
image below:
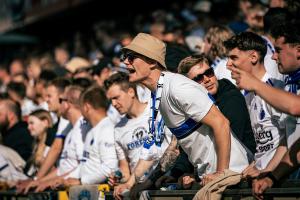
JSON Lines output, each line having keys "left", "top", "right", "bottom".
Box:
{"left": 208, "top": 88, "right": 217, "bottom": 95}
{"left": 128, "top": 74, "right": 140, "bottom": 83}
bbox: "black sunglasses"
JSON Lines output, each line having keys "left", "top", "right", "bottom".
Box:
{"left": 59, "top": 97, "right": 68, "bottom": 104}
{"left": 192, "top": 68, "right": 214, "bottom": 83}
{"left": 121, "top": 52, "right": 138, "bottom": 64}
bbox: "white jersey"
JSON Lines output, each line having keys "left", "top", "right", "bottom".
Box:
{"left": 57, "top": 117, "right": 91, "bottom": 178}
{"left": 136, "top": 84, "right": 151, "bottom": 103}
{"left": 262, "top": 36, "right": 285, "bottom": 82}
{"left": 21, "top": 98, "right": 38, "bottom": 117}
{"left": 80, "top": 117, "right": 118, "bottom": 184}
{"left": 159, "top": 72, "right": 251, "bottom": 174}
{"left": 279, "top": 70, "right": 300, "bottom": 148}
{"left": 115, "top": 104, "right": 171, "bottom": 182}
{"left": 244, "top": 73, "right": 285, "bottom": 170}
{"left": 107, "top": 104, "right": 122, "bottom": 125}
{"left": 55, "top": 117, "right": 72, "bottom": 139}
{"left": 114, "top": 104, "right": 149, "bottom": 172}
{"left": 212, "top": 58, "right": 236, "bottom": 85}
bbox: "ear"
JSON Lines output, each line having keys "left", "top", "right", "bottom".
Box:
{"left": 84, "top": 102, "right": 91, "bottom": 112}
{"left": 149, "top": 62, "right": 158, "bottom": 70}
{"left": 250, "top": 51, "right": 259, "bottom": 65}
{"left": 128, "top": 87, "right": 135, "bottom": 98}
{"left": 41, "top": 119, "right": 49, "bottom": 128}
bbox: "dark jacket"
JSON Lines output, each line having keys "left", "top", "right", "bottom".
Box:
{"left": 2, "top": 121, "right": 34, "bottom": 161}
{"left": 213, "top": 79, "right": 256, "bottom": 154}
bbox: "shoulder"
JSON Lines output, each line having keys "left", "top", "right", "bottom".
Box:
{"left": 115, "top": 116, "right": 129, "bottom": 129}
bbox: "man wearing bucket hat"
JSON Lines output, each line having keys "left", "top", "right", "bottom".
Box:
{"left": 113, "top": 33, "right": 252, "bottom": 199}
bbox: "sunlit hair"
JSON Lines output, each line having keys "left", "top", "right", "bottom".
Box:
{"left": 65, "top": 85, "right": 84, "bottom": 109}
{"left": 29, "top": 109, "right": 53, "bottom": 128}
{"left": 204, "top": 25, "right": 234, "bottom": 61}
{"left": 104, "top": 72, "right": 137, "bottom": 96}
{"left": 178, "top": 54, "right": 210, "bottom": 76}
{"left": 224, "top": 31, "right": 267, "bottom": 63}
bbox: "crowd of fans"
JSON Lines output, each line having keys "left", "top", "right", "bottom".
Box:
{"left": 0, "top": 0, "right": 300, "bottom": 199}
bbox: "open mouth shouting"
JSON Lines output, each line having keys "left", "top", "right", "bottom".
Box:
{"left": 127, "top": 67, "right": 136, "bottom": 74}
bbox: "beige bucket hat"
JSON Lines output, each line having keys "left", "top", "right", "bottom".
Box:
{"left": 123, "top": 33, "right": 166, "bottom": 69}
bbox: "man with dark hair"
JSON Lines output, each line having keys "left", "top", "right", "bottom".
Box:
{"left": 78, "top": 86, "right": 117, "bottom": 184}
{"left": 224, "top": 32, "right": 287, "bottom": 183}
{"left": 262, "top": 7, "right": 292, "bottom": 81}
{"left": 228, "top": 21, "right": 300, "bottom": 199}
{"left": 225, "top": 32, "right": 286, "bottom": 178}
{"left": 50, "top": 86, "right": 117, "bottom": 187}
{"left": 105, "top": 72, "right": 172, "bottom": 198}
{"left": 0, "top": 99, "right": 33, "bottom": 161}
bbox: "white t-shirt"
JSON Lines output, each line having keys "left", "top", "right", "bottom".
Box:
{"left": 57, "top": 117, "right": 91, "bottom": 178}
{"left": 114, "top": 105, "right": 149, "bottom": 172}
{"left": 159, "top": 72, "right": 251, "bottom": 174}
{"left": 212, "top": 58, "right": 236, "bottom": 85}
{"left": 262, "top": 36, "right": 285, "bottom": 82}
{"left": 107, "top": 104, "right": 122, "bottom": 125}
{"left": 244, "top": 73, "right": 285, "bottom": 170}
{"left": 80, "top": 117, "right": 118, "bottom": 184}
{"left": 55, "top": 117, "right": 72, "bottom": 139}
{"left": 21, "top": 98, "right": 38, "bottom": 117}
{"left": 279, "top": 73, "right": 300, "bottom": 148}
{"left": 136, "top": 84, "right": 151, "bottom": 103}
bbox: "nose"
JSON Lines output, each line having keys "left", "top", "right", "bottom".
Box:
{"left": 123, "top": 58, "right": 130, "bottom": 66}
{"left": 203, "top": 75, "right": 210, "bottom": 83}
{"left": 226, "top": 59, "right": 232, "bottom": 68}
{"left": 271, "top": 52, "right": 278, "bottom": 62}
{"left": 111, "top": 99, "right": 118, "bottom": 107}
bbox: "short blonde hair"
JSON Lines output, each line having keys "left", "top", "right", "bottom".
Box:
{"left": 178, "top": 54, "right": 210, "bottom": 76}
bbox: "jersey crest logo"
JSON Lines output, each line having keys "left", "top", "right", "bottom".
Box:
{"left": 260, "top": 108, "right": 265, "bottom": 120}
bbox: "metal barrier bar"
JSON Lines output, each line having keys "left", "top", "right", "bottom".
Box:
{"left": 104, "top": 187, "right": 300, "bottom": 199}
{"left": 1, "top": 180, "right": 300, "bottom": 199}
{"left": 0, "top": 190, "right": 57, "bottom": 200}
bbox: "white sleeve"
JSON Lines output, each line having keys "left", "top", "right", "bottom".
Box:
{"left": 171, "top": 81, "right": 214, "bottom": 122}
{"left": 56, "top": 122, "right": 73, "bottom": 139}
{"left": 114, "top": 129, "right": 126, "bottom": 160}
{"left": 115, "top": 140, "right": 126, "bottom": 161}
{"left": 65, "top": 165, "right": 81, "bottom": 179}
{"left": 81, "top": 131, "right": 118, "bottom": 184}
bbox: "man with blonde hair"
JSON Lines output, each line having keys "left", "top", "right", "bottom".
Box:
{"left": 114, "top": 33, "right": 252, "bottom": 199}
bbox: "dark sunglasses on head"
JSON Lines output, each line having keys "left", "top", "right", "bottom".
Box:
{"left": 192, "top": 68, "right": 214, "bottom": 83}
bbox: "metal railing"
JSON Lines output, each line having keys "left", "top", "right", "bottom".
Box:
{"left": 1, "top": 180, "right": 300, "bottom": 200}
